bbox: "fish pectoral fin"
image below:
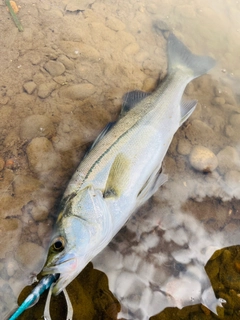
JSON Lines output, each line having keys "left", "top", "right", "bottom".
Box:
{"left": 137, "top": 169, "right": 168, "bottom": 207}
{"left": 121, "top": 90, "right": 150, "bottom": 115}
{"left": 104, "top": 153, "right": 130, "bottom": 198}
{"left": 180, "top": 99, "right": 197, "bottom": 125}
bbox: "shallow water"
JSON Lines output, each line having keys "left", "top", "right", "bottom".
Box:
{"left": 0, "top": 0, "right": 240, "bottom": 319}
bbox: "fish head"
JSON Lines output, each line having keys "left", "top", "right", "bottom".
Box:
{"left": 42, "top": 214, "right": 91, "bottom": 295}
{"left": 42, "top": 186, "right": 111, "bottom": 295}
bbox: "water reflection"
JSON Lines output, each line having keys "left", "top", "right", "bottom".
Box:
{"left": 0, "top": 0, "right": 240, "bottom": 319}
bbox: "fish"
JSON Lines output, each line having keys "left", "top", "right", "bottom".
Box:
{"left": 41, "top": 33, "right": 215, "bottom": 311}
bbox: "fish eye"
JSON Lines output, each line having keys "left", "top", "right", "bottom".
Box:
{"left": 52, "top": 237, "right": 65, "bottom": 252}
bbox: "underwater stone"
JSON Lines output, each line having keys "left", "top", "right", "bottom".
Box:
{"left": 185, "top": 120, "right": 215, "bottom": 147}
{"left": 38, "top": 82, "right": 56, "bottom": 99}
{"left": 14, "top": 242, "right": 45, "bottom": 271}
{"left": 60, "top": 83, "right": 95, "bottom": 100}
{"left": 23, "top": 81, "right": 37, "bottom": 94}
{"left": 177, "top": 139, "right": 191, "bottom": 155}
{"left": 20, "top": 114, "right": 55, "bottom": 140}
{"left": 57, "top": 55, "right": 74, "bottom": 70}
{"left": 26, "top": 137, "right": 59, "bottom": 174}
{"left": 44, "top": 60, "right": 66, "bottom": 77}
{"left": 189, "top": 146, "right": 218, "bottom": 173}
{"left": 217, "top": 146, "right": 240, "bottom": 174}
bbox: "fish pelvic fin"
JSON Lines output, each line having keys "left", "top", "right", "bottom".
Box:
{"left": 180, "top": 99, "right": 198, "bottom": 125}
{"left": 167, "top": 33, "right": 215, "bottom": 79}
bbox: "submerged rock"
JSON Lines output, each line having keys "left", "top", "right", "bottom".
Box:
{"left": 20, "top": 115, "right": 55, "bottom": 140}
{"left": 26, "top": 137, "right": 59, "bottom": 175}
{"left": 189, "top": 146, "right": 218, "bottom": 173}
{"left": 44, "top": 60, "right": 66, "bottom": 77}
{"left": 217, "top": 146, "right": 240, "bottom": 174}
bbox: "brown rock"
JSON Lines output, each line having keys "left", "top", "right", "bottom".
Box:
{"left": 20, "top": 115, "right": 55, "bottom": 140}
{"left": 26, "top": 137, "right": 59, "bottom": 174}
{"left": 185, "top": 120, "right": 215, "bottom": 147}
{"left": 38, "top": 82, "right": 56, "bottom": 99}
{"left": 23, "top": 81, "right": 37, "bottom": 94}
{"left": 57, "top": 55, "right": 74, "bottom": 70}
{"left": 60, "top": 83, "right": 96, "bottom": 100}
{"left": 177, "top": 140, "right": 191, "bottom": 155}
{"left": 44, "top": 60, "right": 66, "bottom": 77}
{"left": 14, "top": 242, "right": 45, "bottom": 271}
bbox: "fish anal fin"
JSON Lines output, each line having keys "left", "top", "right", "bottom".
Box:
{"left": 104, "top": 153, "right": 130, "bottom": 198}
{"left": 122, "top": 90, "right": 150, "bottom": 115}
{"left": 137, "top": 169, "right": 168, "bottom": 207}
{"left": 180, "top": 99, "right": 197, "bottom": 125}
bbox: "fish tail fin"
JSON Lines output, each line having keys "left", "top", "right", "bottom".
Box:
{"left": 167, "top": 33, "right": 215, "bottom": 79}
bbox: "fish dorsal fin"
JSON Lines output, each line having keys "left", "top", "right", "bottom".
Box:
{"left": 87, "top": 122, "right": 115, "bottom": 155}
{"left": 122, "top": 90, "right": 150, "bottom": 115}
{"left": 104, "top": 153, "right": 130, "bottom": 198}
{"left": 137, "top": 169, "right": 168, "bottom": 208}
{"left": 180, "top": 99, "right": 197, "bottom": 125}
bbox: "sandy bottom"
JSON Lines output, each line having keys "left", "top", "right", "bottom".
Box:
{"left": 0, "top": 0, "right": 240, "bottom": 319}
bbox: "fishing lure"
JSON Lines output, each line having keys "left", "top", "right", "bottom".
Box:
{"left": 8, "top": 274, "right": 73, "bottom": 320}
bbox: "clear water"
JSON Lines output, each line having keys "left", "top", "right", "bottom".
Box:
{"left": 0, "top": 0, "right": 240, "bottom": 319}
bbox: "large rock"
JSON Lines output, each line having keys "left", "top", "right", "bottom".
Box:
{"left": 26, "top": 137, "right": 59, "bottom": 174}
{"left": 20, "top": 115, "right": 55, "bottom": 140}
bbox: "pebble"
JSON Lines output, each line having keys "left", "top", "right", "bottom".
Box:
{"left": 14, "top": 242, "right": 45, "bottom": 271}
{"left": 26, "top": 137, "right": 59, "bottom": 174}
{"left": 177, "top": 139, "right": 191, "bottom": 155}
{"left": 189, "top": 146, "right": 218, "bottom": 173}
{"left": 217, "top": 146, "right": 240, "bottom": 174}
{"left": 20, "top": 114, "right": 55, "bottom": 140}
{"left": 60, "top": 83, "right": 96, "bottom": 100}
{"left": 57, "top": 55, "right": 74, "bottom": 70}
{"left": 0, "top": 157, "right": 5, "bottom": 171}
{"left": 44, "top": 60, "right": 66, "bottom": 77}
{"left": 38, "top": 82, "right": 56, "bottom": 99}
{"left": 23, "top": 81, "right": 37, "bottom": 94}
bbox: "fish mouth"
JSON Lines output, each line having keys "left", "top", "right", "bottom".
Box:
{"left": 42, "top": 254, "right": 78, "bottom": 295}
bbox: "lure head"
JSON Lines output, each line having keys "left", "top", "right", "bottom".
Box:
{"left": 42, "top": 186, "right": 111, "bottom": 295}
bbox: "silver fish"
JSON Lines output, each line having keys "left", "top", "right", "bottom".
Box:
{"left": 43, "top": 34, "right": 215, "bottom": 300}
